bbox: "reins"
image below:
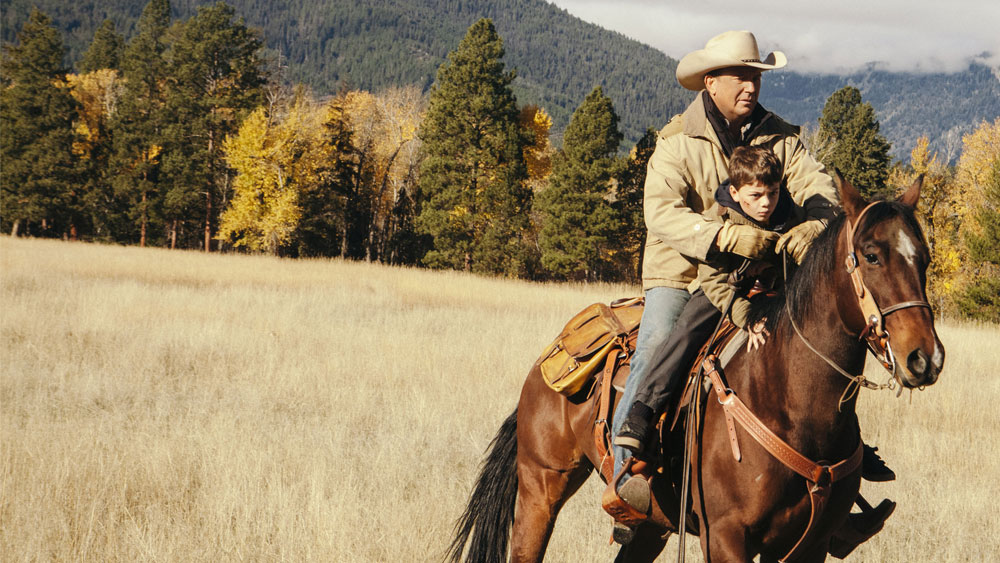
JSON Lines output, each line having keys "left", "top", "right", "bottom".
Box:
{"left": 670, "top": 203, "right": 932, "bottom": 562}
{"left": 675, "top": 204, "right": 928, "bottom": 562}
{"left": 783, "top": 201, "right": 933, "bottom": 408}
{"left": 782, "top": 251, "right": 888, "bottom": 409}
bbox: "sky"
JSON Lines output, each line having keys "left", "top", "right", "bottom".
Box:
{"left": 548, "top": 0, "right": 1000, "bottom": 75}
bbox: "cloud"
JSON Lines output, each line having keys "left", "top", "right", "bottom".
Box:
{"left": 549, "top": 0, "right": 1000, "bottom": 74}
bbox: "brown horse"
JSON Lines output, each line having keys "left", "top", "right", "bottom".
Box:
{"left": 447, "top": 176, "right": 944, "bottom": 563}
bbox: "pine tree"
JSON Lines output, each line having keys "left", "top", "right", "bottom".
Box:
{"left": 109, "top": 0, "right": 170, "bottom": 247}
{"left": 817, "top": 86, "right": 892, "bottom": 199}
{"left": 954, "top": 119, "right": 1000, "bottom": 321}
{"left": 79, "top": 19, "right": 124, "bottom": 73}
{"left": 536, "top": 86, "right": 624, "bottom": 280}
{"left": 68, "top": 69, "right": 126, "bottom": 241}
{"left": 614, "top": 128, "right": 657, "bottom": 283}
{"left": 385, "top": 187, "right": 421, "bottom": 265}
{"left": 0, "top": 9, "right": 82, "bottom": 237}
{"left": 296, "top": 93, "right": 362, "bottom": 258}
{"left": 161, "top": 1, "right": 265, "bottom": 251}
{"left": 416, "top": 18, "right": 531, "bottom": 276}
{"left": 957, "top": 160, "right": 1000, "bottom": 321}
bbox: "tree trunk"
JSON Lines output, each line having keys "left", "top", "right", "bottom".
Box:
{"left": 10, "top": 220, "right": 20, "bottom": 237}
{"left": 140, "top": 190, "right": 147, "bottom": 248}
{"left": 170, "top": 219, "right": 178, "bottom": 249}
{"left": 340, "top": 219, "right": 348, "bottom": 258}
{"left": 204, "top": 132, "right": 215, "bottom": 252}
{"left": 204, "top": 191, "right": 212, "bottom": 252}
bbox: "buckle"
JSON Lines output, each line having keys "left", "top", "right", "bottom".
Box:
{"left": 845, "top": 253, "right": 859, "bottom": 273}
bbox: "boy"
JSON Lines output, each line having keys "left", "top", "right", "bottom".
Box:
{"left": 614, "top": 144, "right": 795, "bottom": 454}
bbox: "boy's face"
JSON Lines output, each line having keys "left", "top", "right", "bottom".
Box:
{"left": 730, "top": 180, "right": 779, "bottom": 223}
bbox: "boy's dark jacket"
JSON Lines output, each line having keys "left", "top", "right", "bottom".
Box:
{"left": 696, "top": 181, "right": 805, "bottom": 328}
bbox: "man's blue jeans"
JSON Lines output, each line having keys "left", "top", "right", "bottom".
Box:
{"left": 612, "top": 286, "right": 691, "bottom": 478}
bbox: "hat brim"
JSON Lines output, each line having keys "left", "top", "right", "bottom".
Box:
{"left": 676, "top": 51, "right": 787, "bottom": 91}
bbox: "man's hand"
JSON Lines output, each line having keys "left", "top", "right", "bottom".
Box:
{"left": 747, "top": 319, "right": 769, "bottom": 352}
{"left": 716, "top": 223, "right": 780, "bottom": 259}
{"left": 776, "top": 220, "right": 826, "bottom": 264}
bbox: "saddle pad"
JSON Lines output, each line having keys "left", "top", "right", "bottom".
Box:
{"left": 718, "top": 330, "right": 748, "bottom": 369}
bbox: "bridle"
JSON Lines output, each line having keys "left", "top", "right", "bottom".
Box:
{"left": 786, "top": 201, "right": 932, "bottom": 400}
{"left": 842, "top": 201, "right": 933, "bottom": 373}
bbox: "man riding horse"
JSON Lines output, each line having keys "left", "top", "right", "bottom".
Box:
{"left": 447, "top": 30, "right": 934, "bottom": 563}
{"left": 607, "top": 29, "right": 895, "bottom": 538}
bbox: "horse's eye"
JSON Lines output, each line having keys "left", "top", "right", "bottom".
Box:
{"left": 864, "top": 253, "right": 879, "bottom": 265}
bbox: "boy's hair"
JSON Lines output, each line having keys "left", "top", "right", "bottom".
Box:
{"left": 728, "top": 145, "right": 782, "bottom": 189}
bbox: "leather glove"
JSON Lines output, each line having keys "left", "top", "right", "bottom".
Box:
{"left": 776, "top": 220, "right": 827, "bottom": 264}
{"left": 715, "top": 223, "right": 780, "bottom": 259}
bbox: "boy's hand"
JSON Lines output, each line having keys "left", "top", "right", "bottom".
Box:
{"left": 747, "top": 319, "right": 769, "bottom": 352}
{"left": 776, "top": 220, "right": 826, "bottom": 264}
{"left": 716, "top": 223, "right": 780, "bottom": 259}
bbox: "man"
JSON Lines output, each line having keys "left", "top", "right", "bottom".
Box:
{"left": 603, "top": 30, "right": 894, "bottom": 543}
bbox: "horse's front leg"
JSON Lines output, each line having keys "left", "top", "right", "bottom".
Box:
{"left": 699, "top": 517, "right": 750, "bottom": 563}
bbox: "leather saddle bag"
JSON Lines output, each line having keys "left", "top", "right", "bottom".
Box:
{"left": 536, "top": 298, "right": 643, "bottom": 396}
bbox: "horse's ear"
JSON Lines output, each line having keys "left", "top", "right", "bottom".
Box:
{"left": 834, "top": 170, "right": 866, "bottom": 219}
{"left": 897, "top": 174, "right": 923, "bottom": 208}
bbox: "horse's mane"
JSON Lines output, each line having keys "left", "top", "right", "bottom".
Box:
{"left": 746, "top": 200, "right": 925, "bottom": 332}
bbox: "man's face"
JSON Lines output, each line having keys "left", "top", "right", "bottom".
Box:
{"left": 705, "top": 67, "right": 762, "bottom": 124}
{"left": 730, "top": 180, "right": 779, "bottom": 223}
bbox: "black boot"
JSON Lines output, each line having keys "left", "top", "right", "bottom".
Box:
{"left": 828, "top": 496, "right": 896, "bottom": 558}
{"left": 861, "top": 444, "right": 896, "bottom": 482}
{"left": 614, "top": 401, "right": 654, "bottom": 454}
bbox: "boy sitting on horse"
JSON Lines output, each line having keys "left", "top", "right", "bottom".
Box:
{"left": 609, "top": 145, "right": 896, "bottom": 520}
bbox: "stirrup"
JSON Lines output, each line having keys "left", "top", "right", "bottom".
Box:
{"left": 601, "top": 460, "right": 650, "bottom": 529}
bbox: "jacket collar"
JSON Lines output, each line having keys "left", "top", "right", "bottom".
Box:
{"left": 682, "top": 92, "right": 776, "bottom": 154}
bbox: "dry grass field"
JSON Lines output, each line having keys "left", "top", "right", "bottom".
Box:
{"left": 2, "top": 236, "right": 999, "bottom": 562}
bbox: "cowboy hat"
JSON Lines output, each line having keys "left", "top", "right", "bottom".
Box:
{"left": 676, "top": 31, "right": 787, "bottom": 91}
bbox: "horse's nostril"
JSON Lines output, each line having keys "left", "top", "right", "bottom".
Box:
{"left": 907, "top": 349, "right": 929, "bottom": 377}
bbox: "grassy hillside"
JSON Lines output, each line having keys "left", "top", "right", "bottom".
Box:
{"left": 2, "top": 236, "right": 999, "bottom": 561}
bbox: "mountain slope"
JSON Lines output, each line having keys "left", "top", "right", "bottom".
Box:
{"left": 2, "top": 0, "right": 691, "bottom": 147}
{"left": 765, "top": 62, "right": 1000, "bottom": 161}
{"left": 4, "top": 0, "right": 998, "bottom": 159}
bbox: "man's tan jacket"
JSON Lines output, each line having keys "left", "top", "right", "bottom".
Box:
{"left": 642, "top": 94, "right": 838, "bottom": 290}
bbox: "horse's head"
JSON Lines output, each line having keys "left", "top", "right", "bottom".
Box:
{"left": 836, "top": 174, "right": 945, "bottom": 388}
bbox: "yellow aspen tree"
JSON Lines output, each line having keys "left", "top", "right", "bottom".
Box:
{"left": 954, "top": 118, "right": 1000, "bottom": 315}
{"left": 341, "top": 87, "right": 424, "bottom": 260}
{"left": 519, "top": 104, "right": 553, "bottom": 185}
{"left": 67, "top": 69, "right": 122, "bottom": 157}
{"left": 955, "top": 118, "right": 1000, "bottom": 221}
{"left": 217, "top": 97, "right": 326, "bottom": 254}
{"left": 889, "top": 136, "right": 960, "bottom": 309}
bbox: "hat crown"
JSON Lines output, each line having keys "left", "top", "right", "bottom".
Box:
{"left": 704, "top": 31, "right": 761, "bottom": 63}
{"left": 675, "top": 30, "right": 786, "bottom": 91}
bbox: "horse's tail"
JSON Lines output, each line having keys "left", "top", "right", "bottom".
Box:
{"left": 446, "top": 409, "right": 518, "bottom": 563}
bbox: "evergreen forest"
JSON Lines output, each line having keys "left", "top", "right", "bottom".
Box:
{"left": 5, "top": 0, "right": 998, "bottom": 157}
{"left": 2, "top": 1, "right": 998, "bottom": 320}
